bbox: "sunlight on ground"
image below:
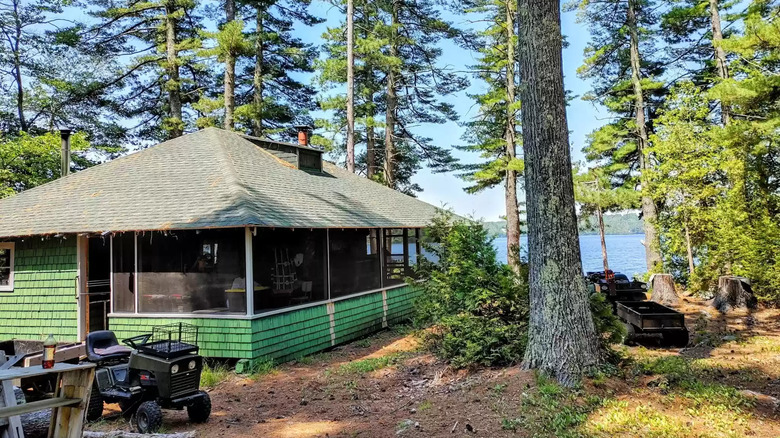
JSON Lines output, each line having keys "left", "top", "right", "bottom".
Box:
{"left": 262, "top": 420, "right": 343, "bottom": 438}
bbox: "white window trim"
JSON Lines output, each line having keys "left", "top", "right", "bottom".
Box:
{"left": 0, "top": 242, "right": 15, "bottom": 292}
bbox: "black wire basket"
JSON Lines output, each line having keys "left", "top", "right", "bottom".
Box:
{"left": 136, "top": 323, "right": 199, "bottom": 359}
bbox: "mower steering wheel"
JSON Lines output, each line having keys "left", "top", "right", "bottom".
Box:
{"left": 122, "top": 334, "right": 152, "bottom": 349}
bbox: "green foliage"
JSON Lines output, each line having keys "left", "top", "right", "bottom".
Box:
{"left": 0, "top": 131, "right": 93, "bottom": 197}
{"left": 200, "top": 362, "right": 231, "bottom": 388}
{"left": 588, "top": 292, "right": 626, "bottom": 350}
{"left": 415, "top": 210, "right": 529, "bottom": 367}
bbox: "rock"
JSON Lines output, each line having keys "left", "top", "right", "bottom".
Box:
{"left": 465, "top": 423, "right": 475, "bottom": 433}
{"left": 740, "top": 390, "right": 780, "bottom": 410}
{"left": 409, "top": 408, "right": 416, "bottom": 413}
{"left": 300, "top": 398, "right": 308, "bottom": 406}
{"left": 722, "top": 335, "right": 737, "bottom": 342}
{"left": 396, "top": 419, "right": 414, "bottom": 435}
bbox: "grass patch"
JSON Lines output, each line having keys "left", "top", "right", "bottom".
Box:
{"left": 354, "top": 338, "right": 372, "bottom": 348}
{"left": 586, "top": 401, "right": 691, "bottom": 437}
{"left": 200, "top": 362, "right": 231, "bottom": 389}
{"left": 248, "top": 357, "right": 276, "bottom": 377}
{"left": 418, "top": 400, "right": 433, "bottom": 411}
{"left": 336, "top": 352, "right": 406, "bottom": 375}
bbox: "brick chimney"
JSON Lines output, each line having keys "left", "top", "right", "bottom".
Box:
{"left": 294, "top": 125, "right": 312, "bottom": 147}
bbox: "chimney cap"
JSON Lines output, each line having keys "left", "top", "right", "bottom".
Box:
{"left": 294, "top": 124, "right": 312, "bottom": 131}
{"left": 59, "top": 128, "right": 72, "bottom": 136}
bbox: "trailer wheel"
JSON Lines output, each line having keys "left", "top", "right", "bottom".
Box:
{"left": 85, "top": 384, "right": 104, "bottom": 422}
{"left": 621, "top": 322, "right": 636, "bottom": 345}
{"left": 663, "top": 329, "right": 689, "bottom": 348}
{"left": 187, "top": 390, "right": 211, "bottom": 423}
{"left": 135, "top": 401, "right": 163, "bottom": 434}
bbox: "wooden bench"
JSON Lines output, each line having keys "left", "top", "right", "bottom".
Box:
{"left": 0, "top": 358, "right": 95, "bottom": 438}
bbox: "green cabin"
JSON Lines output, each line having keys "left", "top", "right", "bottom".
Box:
{"left": 0, "top": 128, "right": 438, "bottom": 361}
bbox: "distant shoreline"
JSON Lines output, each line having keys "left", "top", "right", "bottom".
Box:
{"left": 483, "top": 214, "right": 644, "bottom": 237}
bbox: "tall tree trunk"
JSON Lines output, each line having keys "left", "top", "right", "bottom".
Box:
{"left": 12, "top": 0, "right": 25, "bottom": 132}
{"left": 598, "top": 205, "right": 609, "bottom": 272}
{"left": 252, "top": 7, "right": 265, "bottom": 137}
{"left": 684, "top": 221, "right": 694, "bottom": 275}
{"left": 709, "top": 0, "right": 730, "bottom": 125}
{"left": 384, "top": 0, "right": 399, "bottom": 188}
{"left": 223, "top": 0, "right": 237, "bottom": 130}
{"left": 366, "top": 125, "right": 376, "bottom": 178}
{"left": 505, "top": 0, "right": 521, "bottom": 273}
{"left": 518, "top": 0, "right": 602, "bottom": 386}
{"left": 627, "top": 0, "right": 661, "bottom": 271}
{"left": 165, "top": 0, "right": 183, "bottom": 138}
{"left": 346, "top": 0, "right": 356, "bottom": 173}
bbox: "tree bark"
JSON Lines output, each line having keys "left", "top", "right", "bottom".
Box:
{"left": 650, "top": 273, "right": 678, "bottom": 305}
{"left": 712, "top": 276, "right": 757, "bottom": 313}
{"left": 346, "top": 0, "right": 356, "bottom": 173}
{"left": 366, "top": 125, "right": 376, "bottom": 178}
{"left": 597, "top": 205, "right": 609, "bottom": 272}
{"left": 518, "top": 0, "right": 602, "bottom": 386}
{"left": 252, "top": 7, "right": 265, "bottom": 137}
{"left": 684, "top": 222, "right": 695, "bottom": 275}
{"left": 164, "top": 0, "right": 183, "bottom": 138}
{"left": 627, "top": 0, "right": 662, "bottom": 271}
{"left": 504, "top": 0, "right": 521, "bottom": 273}
{"left": 709, "top": 0, "right": 730, "bottom": 125}
{"left": 223, "top": 0, "right": 237, "bottom": 130}
{"left": 384, "top": 0, "right": 399, "bottom": 189}
{"left": 11, "top": 0, "right": 26, "bottom": 132}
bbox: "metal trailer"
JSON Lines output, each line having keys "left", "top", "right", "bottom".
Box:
{"left": 616, "top": 300, "right": 689, "bottom": 347}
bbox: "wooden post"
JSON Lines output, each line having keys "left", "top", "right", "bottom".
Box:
{"left": 245, "top": 227, "right": 254, "bottom": 315}
{"left": 0, "top": 353, "right": 24, "bottom": 438}
{"left": 650, "top": 274, "right": 679, "bottom": 306}
{"left": 48, "top": 367, "right": 94, "bottom": 438}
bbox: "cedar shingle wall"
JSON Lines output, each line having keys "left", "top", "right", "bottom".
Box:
{"left": 0, "top": 238, "right": 78, "bottom": 341}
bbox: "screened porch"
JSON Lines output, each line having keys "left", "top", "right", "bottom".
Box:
{"left": 106, "top": 226, "right": 422, "bottom": 318}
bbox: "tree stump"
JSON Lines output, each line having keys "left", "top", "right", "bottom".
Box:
{"left": 650, "top": 274, "right": 679, "bottom": 306}
{"left": 712, "top": 276, "right": 757, "bottom": 313}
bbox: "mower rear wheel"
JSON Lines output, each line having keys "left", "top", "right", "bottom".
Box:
{"left": 187, "top": 391, "right": 212, "bottom": 423}
{"left": 135, "top": 400, "right": 163, "bottom": 434}
{"left": 663, "top": 329, "right": 689, "bottom": 348}
{"left": 86, "top": 384, "right": 104, "bottom": 422}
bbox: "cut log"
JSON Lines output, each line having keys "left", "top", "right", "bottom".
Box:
{"left": 650, "top": 274, "right": 679, "bottom": 305}
{"left": 82, "top": 432, "right": 197, "bottom": 438}
{"left": 712, "top": 276, "right": 757, "bottom": 313}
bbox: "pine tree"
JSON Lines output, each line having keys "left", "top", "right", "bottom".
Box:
{"left": 572, "top": 0, "right": 667, "bottom": 271}
{"left": 457, "top": 0, "right": 523, "bottom": 272}
{"left": 518, "top": 0, "right": 602, "bottom": 386}
{"left": 87, "top": 0, "right": 205, "bottom": 140}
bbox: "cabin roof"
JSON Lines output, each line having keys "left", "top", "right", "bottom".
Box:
{"left": 0, "top": 128, "right": 441, "bottom": 238}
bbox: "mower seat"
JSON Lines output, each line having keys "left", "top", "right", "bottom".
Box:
{"left": 86, "top": 330, "right": 131, "bottom": 362}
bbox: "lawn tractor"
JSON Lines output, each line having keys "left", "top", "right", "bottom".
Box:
{"left": 586, "top": 270, "right": 689, "bottom": 348}
{"left": 84, "top": 323, "right": 211, "bottom": 433}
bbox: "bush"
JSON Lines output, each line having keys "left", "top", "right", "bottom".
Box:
{"left": 415, "top": 211, "right": 529, "bottom": 367}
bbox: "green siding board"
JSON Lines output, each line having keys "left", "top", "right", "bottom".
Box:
{"left": 0, "top": 238, "right": 78, "bottom": 342}
{"left": 107, "top": 285, "right": 420, "bottom": 362}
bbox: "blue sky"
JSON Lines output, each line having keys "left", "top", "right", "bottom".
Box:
{"left": 301, "top": 2, "right": 605, "bottom": 221}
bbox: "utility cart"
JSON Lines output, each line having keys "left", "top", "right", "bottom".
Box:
{"left": 616, "top": 301, "right": 689, "bottom": 347}
{"left": 586, "top": 270, "right": 689, "bottom": 347}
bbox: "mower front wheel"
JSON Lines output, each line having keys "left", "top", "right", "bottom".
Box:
{"left": 135, "top": 400, "right": 163, "bottom": 434}
{"left": 187, "top": 391, "right": 212, "bottom": 423}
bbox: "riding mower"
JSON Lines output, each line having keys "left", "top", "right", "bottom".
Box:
{"left": 84, "top": 323, "right": 211, "bottom": 433}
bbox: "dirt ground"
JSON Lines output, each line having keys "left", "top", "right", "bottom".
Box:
{"left": 87, "top": 296, "right": 780, "bottom": 437}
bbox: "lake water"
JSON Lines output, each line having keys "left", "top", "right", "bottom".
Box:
{"left": 493, "top": 234, "right": 648, "bottom": 277}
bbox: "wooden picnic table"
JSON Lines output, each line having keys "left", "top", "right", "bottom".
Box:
{"left": 0, "top": 360, "right": 95, "bottom": 438}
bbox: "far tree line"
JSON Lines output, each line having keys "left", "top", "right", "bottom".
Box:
{"left": 1, "top": 0, "right": 779, "bottom": 303}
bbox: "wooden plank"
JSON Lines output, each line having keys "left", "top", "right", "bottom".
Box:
{"left": 0, "top": 363, "right": 94, "bottom": 382}
{"left": 0, "top": 352, "right": 23, "bottom": 438}
{"left": 0, "top": 397, "right": 80, "bottom": 418}
{"left": 22, "top": 344, "right": 85, "bottom": 367}
{"left": 49, "top": 366, "right": 94, "bottom": 438}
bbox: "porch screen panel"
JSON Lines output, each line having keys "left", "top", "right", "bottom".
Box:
{"left": 252, "top": 229, "right": 327, "bottom": 313}
{"left": 112, "top": 233, "right": 135, "bottom": 312}
{"left": 137, "top": 229, "right": 245, "bottom": 314}
{"left": 383, "top": 228, "right": 421, "bottom": 286}
{"left": 329, "top": 229, "right": 381, "bottom": 298}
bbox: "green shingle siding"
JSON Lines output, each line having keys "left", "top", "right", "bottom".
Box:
{"left": 0, "top": 238, "right": 79, "bottom": 341}
{"left": 107, "top": 285, "right": 420, "bottom": 362}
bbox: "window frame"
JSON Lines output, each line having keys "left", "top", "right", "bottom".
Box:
{"left": 0, "top": 242, "right": 15, "bottom": 292}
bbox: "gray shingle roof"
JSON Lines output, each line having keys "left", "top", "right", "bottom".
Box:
{"left": 0, "top": 128, "right": 441, "bottom": 238}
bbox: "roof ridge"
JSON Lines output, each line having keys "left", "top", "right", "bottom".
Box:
{"left": 209, "top": 129, "right": 256, "bottom": 222}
